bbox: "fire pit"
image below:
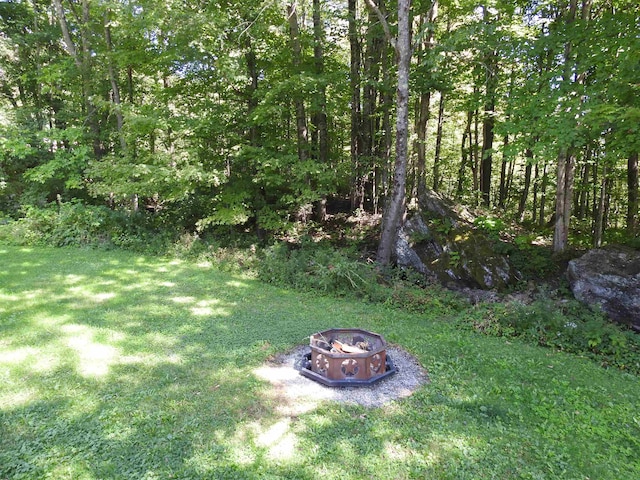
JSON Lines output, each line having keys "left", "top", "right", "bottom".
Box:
{"left": 300, "top": 328, "right": 397, "bottom": 387}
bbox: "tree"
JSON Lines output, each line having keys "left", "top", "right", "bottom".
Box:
{"left": 628, "top": 152, "right": 639, "bottom": 234}
{"left": 479, "top": 5, "right": 498, "bottom": 207}
{"left": 287, "top": 1, "right": 308, "bottom": 163}
{"left": 2, "top": 0, "right": 639, "bottom": 248}
{"left": 367, "top": 0, "right": 412, "bottom": 265}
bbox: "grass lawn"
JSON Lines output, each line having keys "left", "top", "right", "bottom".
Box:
{"left": 1, "top": 245, "right": 639, "bottom": 479}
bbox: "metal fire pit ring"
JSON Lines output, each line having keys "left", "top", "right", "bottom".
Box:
{"left": 300, "top": 328, "right": 397, "bottom": 387}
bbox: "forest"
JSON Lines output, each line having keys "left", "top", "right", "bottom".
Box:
{"left": 0, "top": 0, "right": 639, "bottom": 258}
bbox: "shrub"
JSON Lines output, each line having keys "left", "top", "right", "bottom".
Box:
{"left": 0, "top": 203, "right": 173, "bottom": 253}
{"left": 464, "top": 298, "right": 640, "bottom": 375}
{"left": 259, "top": 243, "right": 379, "bottom": 297}
{"left": 257, "top": 242, "right": 468, "bottom": 315}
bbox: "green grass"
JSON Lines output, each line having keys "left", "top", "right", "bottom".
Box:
{"left": 1, "top": 245, "right": 639, "bottom": 479}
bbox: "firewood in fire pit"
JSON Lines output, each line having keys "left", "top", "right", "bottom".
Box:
{"left": 331, "top": 339, "right": 368, "bottom": 354}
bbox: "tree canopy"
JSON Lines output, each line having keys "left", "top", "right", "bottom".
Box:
{"left": 1, "top": 0, "right": 639, "bottom": 254}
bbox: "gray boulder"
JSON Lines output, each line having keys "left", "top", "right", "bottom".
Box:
{"left": 394, "top": 191, "right": 521, "bottom": 291}
{"left": 567, "top": 246, "right": 640, "bottom": 330}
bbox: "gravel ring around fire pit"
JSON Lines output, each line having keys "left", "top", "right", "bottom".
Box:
{"left": 254, "top": 344, "right": 429, "bottom": 411}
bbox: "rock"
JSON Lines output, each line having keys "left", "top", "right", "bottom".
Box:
{"left": 418, "top": 190, "right": 476, "bottom": 227}
{"left": 394, "top": 191, "right": 521, "bottom": 291}
{"left": 567, "top": 246, "right": 640, "bottom": 330}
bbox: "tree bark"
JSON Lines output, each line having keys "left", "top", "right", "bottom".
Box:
{"left": 532, "top": 163, "right": 539, "bottom": 223}
{"left": 287, "top": 2, "right": 308, "bottom": 163}
{"left": 349, "top": 0, "right": 362, "bottom": 209}
{"left": 375, "top": 0, "right": 411, "bottom": 265}
{"left": 538, "top": 162, "right": 548, "bottom": 227}
{"left": 104, "top": 10, "right": 126, "bottom": 153}
{"left": 310, "top": 0, "right": 329, "bottom": 221}
{"left": 432, "top": 92, "right": 445, "bottom": 192}
{"left": 360, "top": 4, "right": 385, "bottom": 210}
{"left": 628, "top": 152, "right": 639, "bottom": 234}
{"left": 553, "top": 149, "right": 576, "bottom": 252}
{"left": 312, "top": 0, "right": 329, "bottom": 166}
{"left": 456, "top": 111, "right": 472, "bottom": 200}
{"left": 593, "top": 162, "right": 607, "bottom": 247}
{"left": 414, "top": 2, "right": 438, "bottom": 200}
{"left": 576, "top": 157, "right": 590, "bottom": 219}
{"left": 245, "top": 38, "right": 260, "bottom": 147}
{"left": 53, "top": 0, "right": 79, "bottom": 65}
{"left": 518, "top": 150, "right": 533, "bottom": 222}
{"left": 472, "top": 103, "right": 480, "bottom": 204}
{"left": 53, "top": 0, "right": 101, "bottom": 157}
{"left": 498, "top": 133, "right": 509, "bottom": 209}
{"left": 479, "top": 6, "right": 497, "bottom": 207}
{"left": 376, "top": 29, "right": 393, "bottom": 213}
{"left": 552, "top": 0, "right": 578, "bottom": 253}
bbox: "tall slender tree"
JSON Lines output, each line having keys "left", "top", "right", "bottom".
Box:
{"left": 628, "top": 152, "right": 639, "bottom": 234}
{"left": 479, "top": 5, "right": 498, "bottom": 207}
{"left": 287, "top": 1, "right": 308, "bottom": 163}
{"left": 367, "top": 0, "right": 412, "bottom": 265}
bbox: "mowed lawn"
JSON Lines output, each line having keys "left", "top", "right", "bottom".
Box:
{"left": 1, "top": 245, "right": 638, "bottom": 479}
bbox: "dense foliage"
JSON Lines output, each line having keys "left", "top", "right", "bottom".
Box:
{"left": 1, "top": 0, "right": 638, "bottom": 250}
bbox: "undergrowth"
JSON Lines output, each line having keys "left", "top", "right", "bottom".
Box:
{"left": 0, "top": 202, "right": 174, "bottom": 253}
{"left": 463, "top": 296, "right": 640, "bottom": 375}
{"left": 2, "top": 203, "right": 639, "bottom": 377}
{"left": 258, "top": 240, "right": 465, "bottom": 315}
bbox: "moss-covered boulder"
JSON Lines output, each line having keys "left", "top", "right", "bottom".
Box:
{"left": 394, "top": 191, "right": 520, "bottom": 291}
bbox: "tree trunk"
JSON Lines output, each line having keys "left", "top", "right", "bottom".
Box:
{"left": 552, "top": 0, "right": 578, "bottom": 253}
{"left": 498, "top": 68, "right": 514, "bottom": 209}
{"left": 553, "top": 149, "right": 576, "bottom": 252}
{"left": 506, "top": 151, "right": 516, "bottom": 207}
{"left": 415, "top": 90, "right": 431, "bottom": 198}
{"left": 498, "top": 133, "right": 509, "bottom": 209}
{"left": 104, "top": 10, "right": 126, "bottom": 153}
{"left": 538, "top": 162, "right": 548, "bottom": 227}
{"left": 517, "top": 150, "right": 533, "bottom": 222}
{"left": 414, "top": 2, "right": 438, "bottom": 200}
{"left": 472, "top": 105, "right": 480, "bottom": 204}
{"left": 31, "top": 2, "right": 45, "bottom": 130}
{"left": 375, "top": 0, "right": 411, "bottom": 266}
{"left": 349, "top": 0, "right": 362, "bottom": 209}
{"left": 376, "top": 32, "right": 393, "bottom": 213}
{"left": 593, "top": 162, "right": 607, "bottom": 247}
{"left": 432, "top": 92, "right": 445, "bottom": 192}
{"left": 246, "top": 38, "right": 260, "bottom": 147}
{"left": 312, "top": 0, "right": 329, "bottom": 221}
{"left": 53, "top": 0, "right": 101, "bottom": 157}
{"left": 628, "top": 152, "right": 639, "bottom": 234}
{"left": 312, "top": 0, "right": 329, "bottom": 166}
{"left": 479, "top": 6, "right": 497, "bottom": 207}
{"left": 532, "top": 163, "right": 539, "bottom": 223}
{"left": 577, "top": 156, "right": 590, "bottom": 219}
{"left": 456, "top": 110, "right": 472, "bottom": 200}
{"left": 360, "top": 4, "right": 385, "bottom": 210}
{"left": 287, "top": 2, "right": 308, "bottom": 163}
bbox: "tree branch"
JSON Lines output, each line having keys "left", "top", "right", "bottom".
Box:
{"left": 364, "top": 0, "right": 396, "bottom": 51}
{"left": 52, "top": 0, "right": 80, "bottom": 67}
